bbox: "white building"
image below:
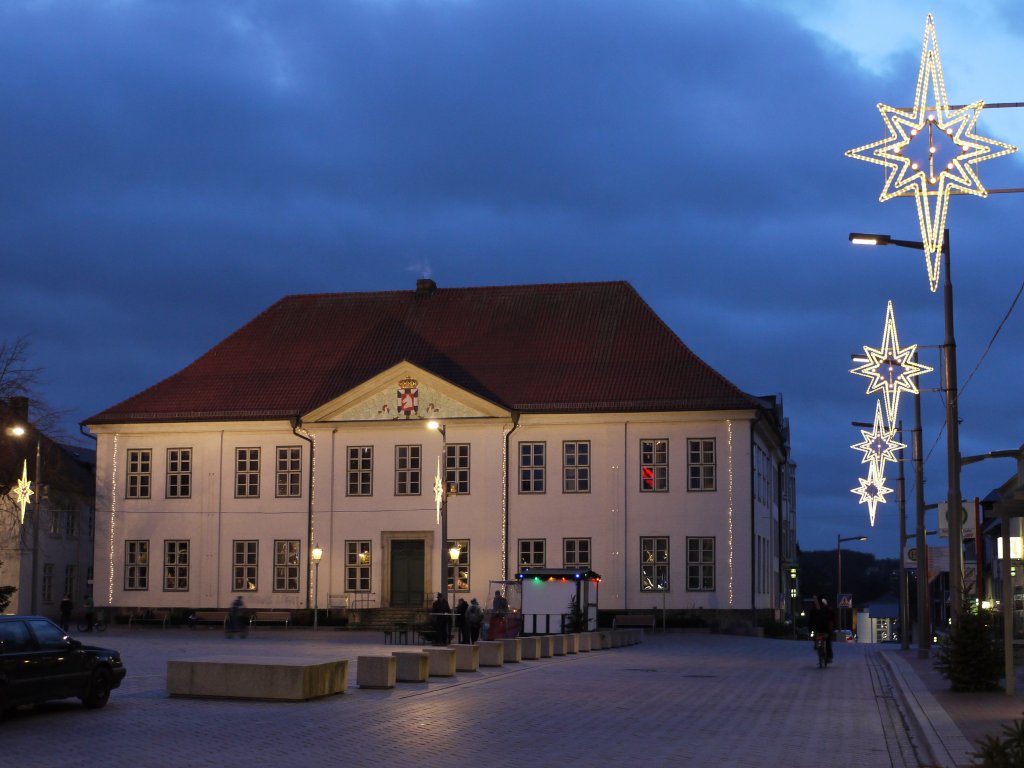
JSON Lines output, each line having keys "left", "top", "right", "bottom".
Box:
{"left": 84, "top": 280, "right": 795, "bottom": 625}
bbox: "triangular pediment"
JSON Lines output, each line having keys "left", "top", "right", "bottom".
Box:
{"left": 303, "top": 361, "right": 509, "bottom": 423}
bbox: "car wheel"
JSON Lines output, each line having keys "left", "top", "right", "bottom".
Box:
{"left": 81, "top": 668, "right": 112, "bottom": 709}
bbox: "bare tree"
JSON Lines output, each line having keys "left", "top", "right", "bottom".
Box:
{"left": 0, "top": 335, "right": 65, "bottom": 438}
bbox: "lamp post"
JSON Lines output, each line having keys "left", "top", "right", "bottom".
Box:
{"left": 850, "top": 230, "right": 963, "bottom": 627}
{"left": 7, "top": 420, "right": 42, "bottom": 615}
{"left": 427, "top": 421, "right": 450, "bottom": 610}
{"left": 311, "top": 545, "right": 323, "bottom": 631}
{"left": 837, "top": 534, "right": 868, "bottom": 632}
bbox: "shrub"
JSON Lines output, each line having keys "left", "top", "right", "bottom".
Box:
{"left": 933, "top": 601, "right": 1003, "bottom": 692}
{"left": 973, "top": 715, "right": 1024, "bottom": 767}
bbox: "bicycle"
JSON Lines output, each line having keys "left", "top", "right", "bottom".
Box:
{"left": 77, "top": 611, "right": 107, "bottom": 633}
{"left": 814, "top": 634, "right": 829, "bottom": 668}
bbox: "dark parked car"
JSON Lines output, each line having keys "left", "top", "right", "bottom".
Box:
{"left": 0, "top": 615, "right": 126, "bottom": 715}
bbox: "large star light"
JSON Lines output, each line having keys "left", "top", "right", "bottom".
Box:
{"left": 851, "top": 461, "right": 893, "bottom": 527}
{"left": 851, "top": 300, "right": 933, "bottom": 424}
{"left": 13, "top": 459, "right": 33, "bottom": 524}
{"left": 852, "top": 400, "right": 907, "bottom": 471}
{"left": 846, "top": 14, "right": 1017, "bottom": 291}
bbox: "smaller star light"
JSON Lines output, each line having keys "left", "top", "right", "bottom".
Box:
{"left": 845, "top": 14, "right": 1017, "bottom": 291}
{"left": 852, "top": 400, "right": 907, "bottom": 471}
{"left": 851, "top": 300, "right": 933, "bottom": 424}
{"left": 851, "top": 461, "right": 893, "bottom": 526}
{"left": 433, "top": 457, "right": 443, "bottom": 525}
{"left": 13, "top": 459, "right": 33, "bottom": 524}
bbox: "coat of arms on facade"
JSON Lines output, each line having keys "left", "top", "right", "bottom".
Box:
{"left": 396, "top": 377, "right": 419, "bottom": 418}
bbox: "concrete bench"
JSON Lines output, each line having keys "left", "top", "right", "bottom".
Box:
{"left": 188, "top": 611, "right": 229, "bottom": 629}
{"left": 452, "top": 644, "right": 479, "bottom": 672}
{"left": 551, "top": 635, "right": 566, "bottom": 656}
{"left": 129, "top": 608, "right": 171, "bottom": 629}
{"left": 538, "top": 635, "right": 553, "bottom": 658}
{"left": 564, "top": 633, "right": 579, "bottom": 654}
{"left": 501, "top": 638, "right": 522, "bottom": 663}
{"left": 167, "top": 656, "right": 348, "bottom": 700}
{"left": 477, "top": 640, "right": 504, "bottom": 666}
{"left": 597, "top": 630, "right": 613, "bottom": 648}
{"left": 423, "top": 647, "right": 457, "bottom": 677}
{"left": 357, "top": 655, "right": 397, "bottom": 689}
{"left": 391, "top": 650, "right": 429, "bottom": 682}
{"left": 612, "top": 614, "right": 656, "bottom": 631}
{"left": 578, "top": 632, "right": 593, "bottom": 651}
{"left": 249, "top": 611, "right": 291, "bottom": 629}
{"left": 520, "top": 636, "right": 541, "bottom": 660}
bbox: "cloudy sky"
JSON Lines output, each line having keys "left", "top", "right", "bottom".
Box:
{"left": 2, "top": 0, "right": 1022, "bottom": 558}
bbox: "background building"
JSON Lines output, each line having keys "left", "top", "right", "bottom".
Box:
{"left": 84, "top": 280, "right": 795, "bottom": 627}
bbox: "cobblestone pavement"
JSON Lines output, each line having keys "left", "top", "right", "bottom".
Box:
{"left": 2, "top": 629, "right": 927, "bottom": 768}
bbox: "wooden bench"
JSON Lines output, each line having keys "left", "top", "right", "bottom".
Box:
{"left": 249, "top": 611, "right": 291, "bottom": 629}
{"left": 612, "top": 615, "right": 656, "bottom": 631}
{"left": 188, "top": 611, "right": 229, "bottom": 629}
{"left": 129, "top": 608, "right": 172, "bottom": 629}
{"left": 383, "top": 624, "right": 411, "bottom": 644}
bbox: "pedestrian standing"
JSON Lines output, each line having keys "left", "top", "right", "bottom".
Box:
{"left": 82, "top": 594, "right": 95, "bottom": 632}
{"left": 466, "top": 598, "right": 484, "bottom": 644}
{"left": 59, "top": 593, "right": 73, "bottom": 632}
{"left": 431, "top": 593, "right": 450, "bottom": 645}
{"left": 227, "top": 595, "right": 246, "bottom": 638}
{"left": 455, "top": 598, "right": 470, "bottom": 644}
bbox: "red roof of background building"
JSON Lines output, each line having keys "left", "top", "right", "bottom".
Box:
{"left": 85, "top": 280, "right": 761, "bottom": 424}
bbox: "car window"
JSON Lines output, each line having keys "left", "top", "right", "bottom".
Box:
{"left": 27, "top": 619, "right": 70, "bottom": 650}
{"left": 0, "top": 620, "right": 34, "bottom": 653}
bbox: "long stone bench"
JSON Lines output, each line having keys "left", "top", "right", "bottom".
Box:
{"left": 167, "top": 656, "right": 348, "bottom": 701}
{"left": 357, "top": 655, "right": 396, "bottom": 689}
{"left": 477, "top": 640, "right": 504, "bottom": 666}
{"left": 391, "top": 650, "right": 429, "bottom": 682}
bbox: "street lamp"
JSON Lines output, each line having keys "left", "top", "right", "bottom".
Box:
{"left": 837, "top": 534, "right": 868, "bottom": 632}
{"left": 427, "top": 420, "right": 451, "bottom": 610}
{"left": 849, "top": 229, "right": 964, "bottom": 627}
{"left": 6, "top": 415, "right": 42, "bottom": 615}
{"left": 311, "top": 545, "right": 323, "bottom": 631}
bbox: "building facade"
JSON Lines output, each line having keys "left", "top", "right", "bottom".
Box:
{"left": 84, "top": 280, "right": 795, "bottom": 624}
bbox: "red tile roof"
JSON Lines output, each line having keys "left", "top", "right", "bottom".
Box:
{"left": 85, "top": 281, "right": 760, "bottom": 424}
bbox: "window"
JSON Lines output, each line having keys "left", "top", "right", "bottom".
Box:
{"left": 48, "top": 509, "right": 61, "bottom": 536}
{"left": 42, "top": 563, "right": 54, "bottom": 603}
{"left": 233, "top": 540, "right": 258, "bottom": 591}
{"left": 687, "top": 537, "right": 715, "bottom": 591}
{"left": 563, "top": 441, "right": 590, "bottom": 493}
{"left": 274, "top": 540, "right": 300, "bottom": 592}
{"left": 347, "top": 446, "right": 373, "bottom": 496}
{"left": 235, "top": 448, "right": 260, "bottom": 497}
{"left": 167, "top": 448, "right": 191, "bottom": 498}
{"left": 640, "top": 439, "right": 668, "bottom": 492}
{"left": 448, "top": 539, "right": 470, "bottom": 592}
{"left": 345, "top": 540, "right": 371, "bottom": 592}
{"left": 563, "top": 538, "right": 591, "bottom": 568}
{"left": 64, "top": 564, "right": 77, "bottom": 600}
{"left": 395, "top": 445, "right": 421, "bottom": 495}
{"left": 519, "top": 539, "right": 545, "bottom": 568}
{"left": 519, "top": 442, "right": 545, "bottom": 493}
{"left": 64, "top": 509, "right": 78, "bottom": 538}
{"left": 125, "top": 540, "right": 149, "bottom": 590}
{"left": 446, "top": 444, "right": 470, "bottom": 495}
{"left": 688, "top": 438, "right": 716, "bottom": 491}
{"left": 640, "top": 537, "right": 669, "bottom": 591}
{"left": 276, "top": 446, "right": 302, "bottom": 497}
{"left": 164, "top": 540, "right": 189, "bottom": 591}
{"left": 126, "top": 448, "right": 151, "bottom": 498}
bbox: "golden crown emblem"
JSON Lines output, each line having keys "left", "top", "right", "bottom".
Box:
{"left": 398, "top": 377, "right": 418, "bottom": 390}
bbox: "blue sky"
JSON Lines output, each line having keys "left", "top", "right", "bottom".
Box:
{"left": 2, "top": 0, "right": 1022, "bottom": 558}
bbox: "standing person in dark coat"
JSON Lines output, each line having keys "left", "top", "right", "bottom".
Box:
{"left": 227, "top": 595, "right": 246, "bottom": 638}
{"left": 466, "top": 598, "right": 484, "bottom": 644}
{"left": 59, "top": 594, "right": 73, "bottom": 632}
{"left": 455, "top": 598, "right": 470, "bottom": 644}
{"left": 82, "top": 594, "right": 95, "bottom": 632}
{"left": 431, "top": 593, "right": 450, "bottom": 645}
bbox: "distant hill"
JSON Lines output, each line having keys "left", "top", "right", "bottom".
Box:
{"left": 798, "top": 548, "right": 898, "bottom": 605}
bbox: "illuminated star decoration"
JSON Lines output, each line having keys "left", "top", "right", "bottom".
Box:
{"left": 433, "top": 457, "right": 443, "bottom": 525}
{"left": 845, "top": 14, "right": 1017, "bottom": 292}
{"left": 851, "top": 461, "right": 894, "bottom": 526}
{"left": 851, "top": 300, "right": 933, "bottom": 425}
{"left": 13, "top": 459, "right": 33, "bottom": 524}
{"left": 852, "top": 400, "right": 907, "bottom": 470}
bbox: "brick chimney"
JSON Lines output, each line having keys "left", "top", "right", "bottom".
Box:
{"left": 415, "top": 278, "right": 437, "bottom": 296}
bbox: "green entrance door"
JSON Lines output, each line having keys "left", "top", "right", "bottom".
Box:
{"left": 390, "top": 539, "right": 425, "bottom": 608}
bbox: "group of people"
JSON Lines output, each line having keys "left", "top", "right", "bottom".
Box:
{"left": 430, "top": 589, "right": 509, "bottom": 645}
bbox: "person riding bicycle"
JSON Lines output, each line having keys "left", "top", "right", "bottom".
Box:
{"left": 809, "top": 594, "right": 835, "bottom": 663}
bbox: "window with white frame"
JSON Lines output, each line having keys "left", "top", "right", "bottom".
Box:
{"left": 233, "top": 540, "right": 258, "bottom": 591}
{"left": 448, "top": 539, "right": 470, "bottom": 592}
{"left": 640, "top": 439, "right": 668, "bottom": 492}
{"left": 235, "top": 448, "right": 260, "bottom": 497}
{"left": 519, "top": 539, "right": 545, "bottom": 568}
{"left": 347, "top": 446, "right": 373, "bottom": 496}
{"left": 395, "top": 445, "right": 421, "bottom": 495}
{"left": 563, "top": 537, "right": 591, "bottom": 568}
{"left": 687, "top": 438, "right": 716, "bottom": 491}
{"left": 519, "top": 442, "right": 545, "bottom": 493}
{"left": 276, "top": 446, "right": 302, "bottom": 497}
{"left": 640, "top": 536, "right": 669, "bottom": 591}
{"left": 687, "top": 537, "right": 715, "bottom": 591}
{"left": 125, "top": 540, "right": 149, "bottom": 590}
{"left": 345, "top": 540, "right": 371, "bottom": 592}
{"left": 274, "top": 540, "right": 300, "bottom": 591}
{"left": 164, "top": 540, "right": 189, "bottom": 591}
{"left": 446, "top": 444, "right": 470, "bottom": 495}
{"left": 167, "top": 448, "right": 192, "bottom": 498}
{"left": 64, "top": 509, "right": 78, "bottom": 538}
{"left": 126, "top": 448, "right": 151, "bottom": 498}
{"left": 563, "top": 441, "right": 590, "bottom": 493}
